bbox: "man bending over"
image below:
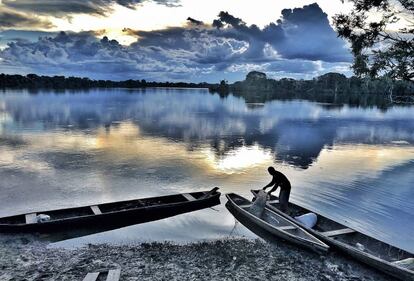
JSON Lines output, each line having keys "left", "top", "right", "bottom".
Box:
{"left": 262, "top": 166, "right": 291, "bottom": 212}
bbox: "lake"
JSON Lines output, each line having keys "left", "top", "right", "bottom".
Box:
{"left": 0, "top": 88, "right": 413, "bottom": 252}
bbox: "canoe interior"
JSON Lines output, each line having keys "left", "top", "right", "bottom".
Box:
{"left": 228, "top": 193, "right": 324, "bottom": 245}
{"left": 99, "top": 194, "right": 191, "bottom": 213}
{"left": 251, "top": 190, "right": 413, "bottom": 264}
{"left": 0, "top": 192, "right": 209, "bottom": 226}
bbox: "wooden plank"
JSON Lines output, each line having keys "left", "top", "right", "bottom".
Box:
{"left": 322, "top": 228, "right": 355, "bottom": 237}
{"left": 278, "top": 225, "right": 297, "bottom": 231}
{"left": 90, "top": 205, "right": 102, "bottom": 215}
{"left": 82, "top": 272, "right": 99, "bottom": 281}
{"left": 182, "top": 193, "right": 196, "bottom": 201}
{"left": 25, "top": 213, "right": 37, "bottom": 224}
{"left": 106, "top": 269, "right": 121, "bottom": 281}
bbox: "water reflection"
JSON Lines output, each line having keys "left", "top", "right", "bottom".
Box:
{"left": 0, "top": 88, "right": 413, "bottom": 252}
{"left": 2, "top": 89, "right": 414, "bottom": 170}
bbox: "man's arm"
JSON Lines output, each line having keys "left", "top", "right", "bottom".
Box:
{"left": 262, "top": 178, "right": 275, "bottom": 190}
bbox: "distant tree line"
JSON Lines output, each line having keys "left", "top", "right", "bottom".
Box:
{"left": 209, "top": 71, "right": 414, "bottom": 105}
{"left": 2, "top": 72, "right": 413, "bottom": 105}
{"left": 0, "top": 74, "right": 212, "bottom": 89}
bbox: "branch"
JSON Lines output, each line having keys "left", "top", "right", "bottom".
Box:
{"left": 361, "top": 27, "right": 407, "bottom": 43}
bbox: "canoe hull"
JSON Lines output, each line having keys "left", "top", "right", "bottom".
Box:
{"left": 0, "top": 191, "right": 221, "bottom": 233}
{"left": 250, "top": 190, "right": 414, "bottom": 281}
{"left": 328, "top": 239, "right": 414, "bottom": 281}
{"left": 225, "top": 193, "right": 328, "bottom": 254}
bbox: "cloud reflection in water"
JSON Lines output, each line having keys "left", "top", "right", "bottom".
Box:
{"left": 0, "top": 88, "right": 413, "bottom": 252}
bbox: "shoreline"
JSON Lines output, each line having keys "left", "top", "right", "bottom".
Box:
{"left": 0, "top": 235, "right": 395, "bottom": 280}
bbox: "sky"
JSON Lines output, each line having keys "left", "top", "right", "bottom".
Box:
{"left": 0, "top": 0, "right": 356, "bottom": 82}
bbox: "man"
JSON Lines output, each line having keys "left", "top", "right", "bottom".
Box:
{"left": 262, "top": 166, "right": 291, "bottom": 212}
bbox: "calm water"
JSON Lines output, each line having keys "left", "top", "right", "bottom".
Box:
{"left": 0, "top": 88, "right": 413, "bottom": 252}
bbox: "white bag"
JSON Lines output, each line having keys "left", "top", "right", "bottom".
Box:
{"left": 295, "top": 212, "right": 317, "bottom": 228}
{"left": 249, "top": 190, "right": 267, "bottom": 217}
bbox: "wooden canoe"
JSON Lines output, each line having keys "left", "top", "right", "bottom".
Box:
{"left": 0, "top": 188, "right": 221, "bottom": 233}
{"left": 251, "top": 189, "right": 414, "bottom": 281}
{"left": 225, "top": 193, "right": 329, "bottom": 254}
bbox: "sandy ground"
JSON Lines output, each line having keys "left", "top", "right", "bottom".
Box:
{"left": 0, "top": 235, "right": 397, "bottom": 281}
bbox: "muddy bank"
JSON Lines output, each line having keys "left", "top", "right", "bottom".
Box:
{"left": 0, "top": 235, "right": 395, "bottom": 281}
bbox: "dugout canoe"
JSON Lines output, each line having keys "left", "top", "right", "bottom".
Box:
{"left": 251, "top": 189, "right": 414, "bottom": 281}
{"left": 0, "top": 188, "right": 221, "bottom": 232}
{"left": 225, "top": 193, "right": 329, "bottom": 254}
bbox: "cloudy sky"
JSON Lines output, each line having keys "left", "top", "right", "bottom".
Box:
{"left": 0, "top": 0, "right": 355, "bottom": 82}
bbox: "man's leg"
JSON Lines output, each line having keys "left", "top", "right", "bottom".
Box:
{"left": 279, "top": 188, "right": 290, "bottom": 212}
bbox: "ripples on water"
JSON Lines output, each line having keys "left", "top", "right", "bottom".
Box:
{"left": 0, "top": 88, "right": 413, "bottom": 252}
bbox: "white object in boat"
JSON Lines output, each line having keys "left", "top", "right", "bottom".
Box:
{"left": 295, "top": 212, "right": 317, "bottom": 228}
{"left": 356, "top": 243, "right": 365, "bottom": 251}
{"left": 249, "top": 190, "right": 267, "bottom": 217}
{"left": 36, "top": 214, "right": 50, "bottom": 223}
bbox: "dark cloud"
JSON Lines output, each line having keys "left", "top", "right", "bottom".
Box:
{"left": 186, "top": 17, "right": 204, "bottom": 26}
{"left": 213, "top": 3, "right": 350, "bottom": 63}
{"left": 0, "top": 29, "right": 57, "bottom": 51}
{"left": 0, "top": 3, "right": 352, "bottom": 81}
{"left": 275, "top": 4, "right": 351, "bottom": 62}
{"left": 1, "top": 0, "right": 180, "bottom": 16}
{"left": 0, "top": 7, "right": 53, "bottom": 29}
{"left": 0, "top": 30, "right": 196, "bottom": 80}
{"left": 130, "top": 3, "right": 351, "bottom": 67}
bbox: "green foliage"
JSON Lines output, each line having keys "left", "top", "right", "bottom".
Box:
{"left": 213, "top": 71, "right": 414, "bottom": 106}
{"left": 333, "top": 0, "right": 414, "bottom": 80}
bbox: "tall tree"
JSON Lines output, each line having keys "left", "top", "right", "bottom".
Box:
{"left": 333, "top": 0, "right": 414, "bottom": 80}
